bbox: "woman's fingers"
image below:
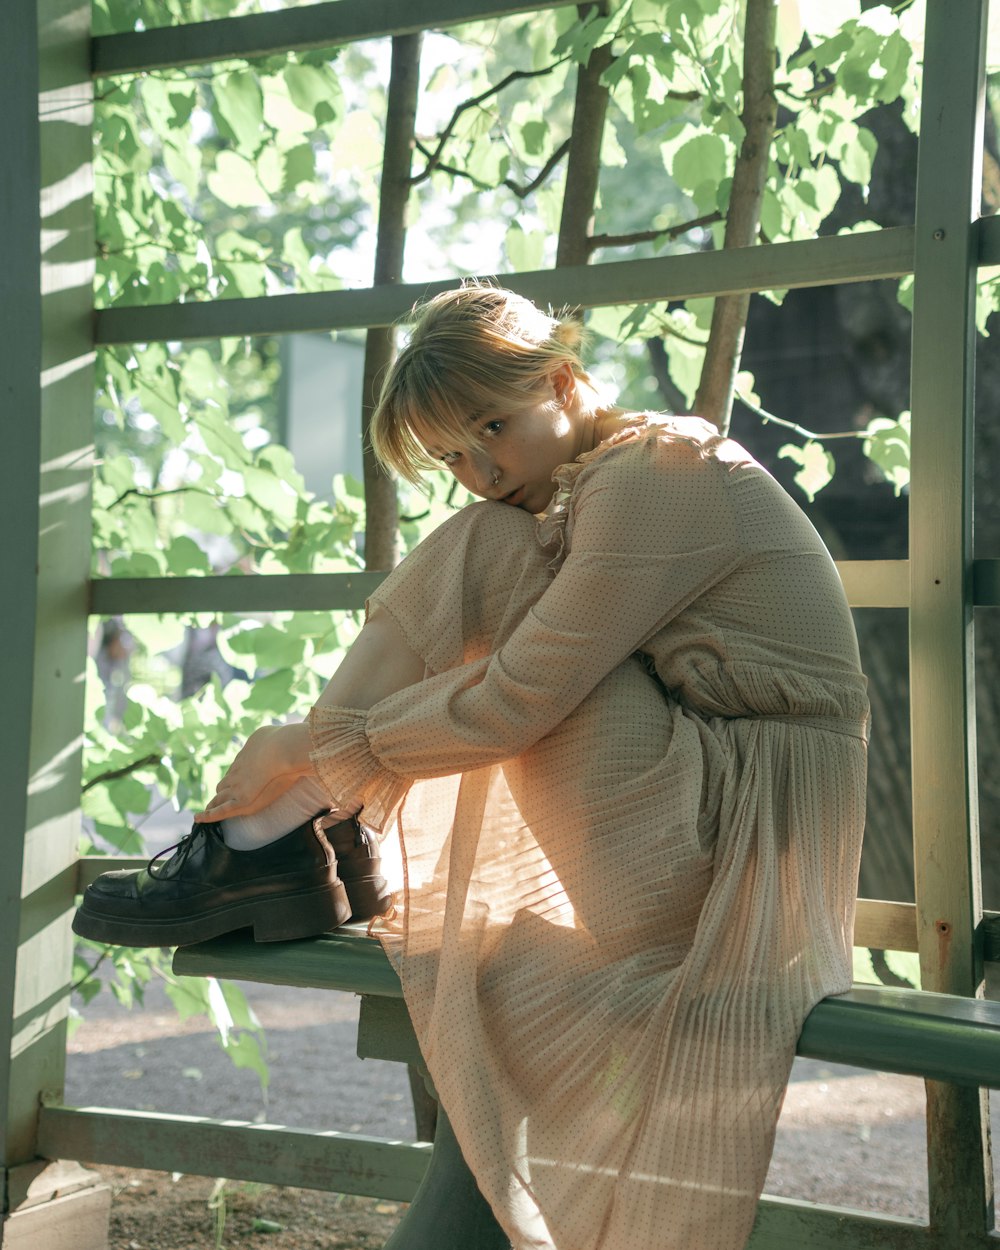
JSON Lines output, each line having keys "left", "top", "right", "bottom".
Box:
{"left": 194, "top": 770, "right": 300, "bottom": 822}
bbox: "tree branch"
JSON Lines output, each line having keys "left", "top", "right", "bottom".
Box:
{"left": 556, "top": 2, "right": 613, "bottom": 269}
{"left": 505, "top": 138, "right": 571, "bottom": 198}
{"left": 107, "top": 486, "right": 210, "bottom": 509}
{"left": 735, "top": 392, "right": 866, "bottom": 441}
{"left": 588, "top": 210, "right": 723, "bottom": 254}
{"left": 82, "top": 753, "right": 162, "bottom": 793}
{"left": 410, "top": 60, "right": 569, "bottom": 187}
{"left": 693, "top": 0, "right": 778, "bottom": 433}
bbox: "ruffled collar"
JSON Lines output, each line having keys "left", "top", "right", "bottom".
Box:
{"left": 535, "top": 412, "right": 715, "bottom": 562}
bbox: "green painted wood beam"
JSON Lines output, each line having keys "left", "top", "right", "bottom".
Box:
{"left": 82, "top": 557, "right": 1000, "bottom": 617}
{"left": 8, "top": 0, "right": 96, "bottom": 1173}
{"left": 907, "top": 0, "right": 992, "bottom": 1238}
{"left": 94, "top": 227, "right": 916, "bottom": 345}
{"left": 748, "top": 1196, "right": 936, "bottom": 1250}
{"left": 84, "top": 559, "right": 917, "bottom": 617}
{"left": 1, "top": 0, "right": 43, "bottom": 1172}
{"left": 838, "top": 560, "right": 909, "bottom": 609}
{"left": 172, "top": 925, "right": 406, "bottom": 997}
{"left": 88, "top": 571, "right": 388, "bottom": 615}
{"left": 36, "top": 1105, "right": 431, "bottom": 1202}
{"left": 92, "top": 0, "right": 576, "bottom": 76}
{"left": 172, "top": 931, "right": 1000, "bottom": 1086}
{"left": 796, "top": 987, "right": 1000, "bottom": 1088}
{"left": 38, "top": 1105, "right": 979, "bottom": 1247}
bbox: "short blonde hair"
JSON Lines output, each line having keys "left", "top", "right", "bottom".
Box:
{"left": 371, "top": 282, "right": 591, "bottom": 485}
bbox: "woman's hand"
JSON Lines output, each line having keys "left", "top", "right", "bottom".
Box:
{"left": 195, "top": 723, "right": 314, "bottom": 823}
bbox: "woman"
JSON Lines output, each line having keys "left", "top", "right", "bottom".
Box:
{"left": 75, "top": 283, "right": 869, "bottom": 1250}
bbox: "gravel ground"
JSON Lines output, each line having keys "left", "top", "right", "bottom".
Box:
{"left": 66, "top": 974, "right": 999, "bottom": 1248}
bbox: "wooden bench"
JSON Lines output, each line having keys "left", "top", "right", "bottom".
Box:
{"left": 168, "top": 924, "right": 1000, "bottom": 1250}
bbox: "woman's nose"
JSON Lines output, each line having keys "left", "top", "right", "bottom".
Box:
{"left": 468, "top": 451, "right": 499, "bottom": 494}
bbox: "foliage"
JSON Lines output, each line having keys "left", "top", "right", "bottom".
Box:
{"left": 82, "top": 0, "right": 956, "bottom": 1055}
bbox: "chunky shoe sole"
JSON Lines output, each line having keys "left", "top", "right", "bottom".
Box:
{"left": 72, "top": 878, "right": 351, "bottom": 948}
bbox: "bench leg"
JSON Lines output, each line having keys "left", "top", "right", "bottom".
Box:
{"left": 384, "top": 1108, "right": 510, "bottom": 1250}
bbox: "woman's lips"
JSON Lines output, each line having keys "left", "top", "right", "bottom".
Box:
{"left": 501, "top": 486, "right": 525, "bottom": 506}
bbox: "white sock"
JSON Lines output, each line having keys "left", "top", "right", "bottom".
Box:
{"left": 221, "top": 777, "right": 356, "bottom": 850}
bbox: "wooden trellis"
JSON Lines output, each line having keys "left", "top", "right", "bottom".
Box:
{"left": 2, "top": 0, "right": 997, "bottom": 1246}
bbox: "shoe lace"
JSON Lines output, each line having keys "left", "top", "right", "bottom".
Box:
{"left": 147, "top": 826, "right": 203, "bottom": 879}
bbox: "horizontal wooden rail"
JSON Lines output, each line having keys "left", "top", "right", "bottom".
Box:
{"left": 837, "top": 561, "right": 909, "bottom": 609}
{"left": 94, "top": 229, "right": 916, "bottom": 345}
{"left": 174, "top": 929, "right": 1000, "bottom": 1086}
{"left": 82, "top": 560, "right": 1000, "bottom": 616}
{"left": 84, "top": 559, "right": 909, "bottom": 616}
{"left": 92, "top": 0, "right": 576, "bottom": 76}
{"left": 88, "top": 571, "right": 387, "bottom": 616}
{"left": 78, "top": 216, "right": 1000, "bottom": 348}
{"left": 37, "top": 1105, "right": 431, "bottom": 1202}
{"left": 36, "top": 1103, "right": 945, "bottom": 1249}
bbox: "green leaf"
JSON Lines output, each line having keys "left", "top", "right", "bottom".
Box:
{"left": 244, "top": 464, "right": 298, "bottom": 524}
{"left": 110, "top": 551, "right": 166, "bottom": 577}
{"left": 102, "top": 454, "right": 136, "bottom": 495}
{"left": 166, "top": 535, "right": 212, "bottom": 575}
{"left": 107, "top": 775, "right": 152, "bottom": 817}
{"left": 256, "top": 145, "right": 284, "bottom": 195}
{"left": 195, "top": 407, "right": 251, "bottom": 468}
{"left": 505, "top": 224, "right": 546, "bottom": 272}
{"left": 330, "top": 111, "right": 382, "bottom": 176}
{"left": 670, "top": 133, "right": 728, "bottom": 197}
{"left": 283, "top": 62, "right": 340, "bottom": 125}
{"left": 162, "top": 138, "right": 200, "bottom": 200}
{"left": 282, "top": 142, "right": 316, "bottom": 192}
{"left": 181, "top": 348, "right": 224, "bottom": 403}
{"left": 220, "top": 1029, "right": 270, "bottom": 1091}
{"left": 778, "top": 440, "right": 835, "bottom": 502}
{"left": 258, "top": 444, "right": 306, "bottom": 496}
{"left": 518, "top": 119, "right": 548, "bottom": 159}
{"left": 206, "top": 150, "right": 271, "bottom": 209}
{"left": 862, "top": 412, "right": 910, "bottom": 496}
{"left": 222, "top": 624, "right": 306, "bottom": 670}
{"left": 243, "top": 668, "right": 298, "bottom": 714}
{"left": 165, "top": 975, "right": 213, "bottom": 1019}
{"left": 213, "top": 71, "right": 265, "bottom": 155}
{"left": 839, "top": 126, "right": 877, "bottom": 189}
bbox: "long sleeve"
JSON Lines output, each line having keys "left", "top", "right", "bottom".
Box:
{"left": 309, "top": 433, "right": 747, "bottom": 819}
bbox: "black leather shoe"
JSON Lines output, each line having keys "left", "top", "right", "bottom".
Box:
{"left": 318, "top": 815, "right": 394, "bottom": 920}
{"left": 72, "top": 817, "right": 351, "bottom": 948}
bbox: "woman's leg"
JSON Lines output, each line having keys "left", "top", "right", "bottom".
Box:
{"left": 223, "top": 607, "right": 426, "bottom": 847}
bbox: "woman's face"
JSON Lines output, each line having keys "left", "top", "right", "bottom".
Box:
{"left": 416, "top": 365, "right": 588, "bottom": 514}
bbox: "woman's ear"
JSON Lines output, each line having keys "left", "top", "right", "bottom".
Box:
{"left": 552, "top": 361, "right": 576, "bottom": 406}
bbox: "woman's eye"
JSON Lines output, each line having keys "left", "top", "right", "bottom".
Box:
{"left": 439, "top": 451, "right": 460, "bottom": 466}
{"left": 483, "top": 420, "right": 504, "bottom": 438}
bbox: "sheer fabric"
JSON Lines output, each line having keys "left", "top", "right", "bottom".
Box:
{"left": 309, "top": 418, "right": 869, "bottom": 1250}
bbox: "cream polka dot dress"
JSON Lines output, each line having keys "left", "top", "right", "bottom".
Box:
{"left": 310, "top": 416, "right": 869, "bottom": 1250}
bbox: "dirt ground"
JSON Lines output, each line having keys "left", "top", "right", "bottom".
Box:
{"left": 66, "top": 975, "right": 999, "bottom": 1249}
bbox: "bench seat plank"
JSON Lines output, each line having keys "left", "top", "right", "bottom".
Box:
{"left": 172, "top": 928, "right": 1000, "bottom": 1089}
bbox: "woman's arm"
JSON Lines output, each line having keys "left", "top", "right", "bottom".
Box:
{"left": 310, "top": 435, "right": 746, "bottom": 816}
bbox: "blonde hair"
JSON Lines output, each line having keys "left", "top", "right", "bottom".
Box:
{"left": 371, "top": 282, "right": 594, "bottom": 485}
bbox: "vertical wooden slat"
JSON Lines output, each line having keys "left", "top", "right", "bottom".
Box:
{"left": 4, "top": 0, "right": 95, "bottom": 1173}
{"left": 1, "top": 0, "right": 43, "bottom": 1178}
{"left": 908, "top": 0, "right": 994, "bottom": 1241}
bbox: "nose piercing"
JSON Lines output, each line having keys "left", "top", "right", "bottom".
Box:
{"left": 492, "top": 472, "right": 500, "bottom": 486}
